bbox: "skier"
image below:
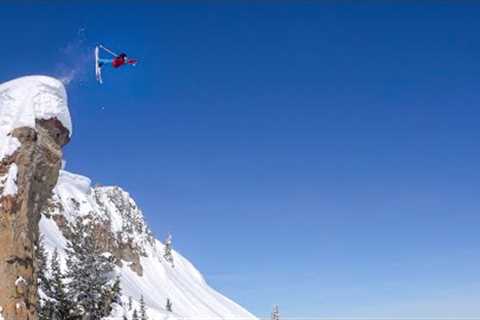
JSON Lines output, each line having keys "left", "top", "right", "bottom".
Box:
{"left": 98, "top": 52, "right": 137, "bottom": 68}
{"left": 95, "top": 44, "right": 138, "bottom": 83}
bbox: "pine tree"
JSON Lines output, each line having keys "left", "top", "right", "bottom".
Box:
{"left": 139, "top": 295, "right": 148, "bottom": 320}
{"left": 165, "top": 298, "right": 173, "bottom": 312}
{"left": 271, "top": 305, "right": 280, "bottom": 320}
{"left": 111, "top": 277, "right": 122, "bottom": 305}
{"left": 128, "top": 296, "right": 133, "bottom": 311}
{"left": 37, "top": 237, "right": 50, "bottom": 295}
{"left": 37, "top": 239, "right": 54, "bottom": 320}
{"left": 50, "top": 248, "right": 70, "bottom": 319}
{"left": 99, "top": 276, "right": 123, "bottom": 317}
{"left": 66, "top": 218, "right": 116, "bottom": 319}
{"left": 38, "top": 298, "right": 55, "bottom": 320}
{"left": 163, "top": 233, "right": 174, "bottom": 266}
{"left": 132, "top": 309, "right": 139, "bottom": 320}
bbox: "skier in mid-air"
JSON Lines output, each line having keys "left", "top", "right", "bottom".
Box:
{"left": 98, "top": 52, "right": 137, "bottom": 68}
{"left": 95, "top": 44, "right": 138, "bottom": 84}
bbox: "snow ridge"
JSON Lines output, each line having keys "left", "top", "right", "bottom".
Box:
{"left": 41, "top": 171, "right": 256, "bottom": 320}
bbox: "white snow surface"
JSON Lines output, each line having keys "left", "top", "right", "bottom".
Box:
{"left": 41, "top": 170, "right": 257, "bottom": 320}
{"left": 15, "top": 276, "right": 26, "bottom": 287}
{"left": 0, "top": 76, "right": 72, "bottom": 160}
{"left": 1, "top": 163, "right": 18, "bottom": 196}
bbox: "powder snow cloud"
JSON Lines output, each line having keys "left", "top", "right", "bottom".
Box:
{"left": 56, "top": 28, "right": 91, "bottom": 86}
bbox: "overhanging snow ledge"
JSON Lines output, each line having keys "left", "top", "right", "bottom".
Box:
{"left": 0, "top": 75, "right": 72, "bottom": 137}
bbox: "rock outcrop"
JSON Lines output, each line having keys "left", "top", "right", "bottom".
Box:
{"left": 42, "top": 185, "right": 154, "bottom": 277}
{"left": 0, "top": 76, "right": 71, "bottom": 320}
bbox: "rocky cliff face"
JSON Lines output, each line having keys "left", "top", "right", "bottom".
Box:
{"left": 0, "top": 76, "right": 71, "bottom": 320}
{"left": 42, "top": 183, "right": 154, "bottom": 277}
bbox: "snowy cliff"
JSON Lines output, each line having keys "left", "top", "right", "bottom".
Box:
{"left": 41, "top": 170, "right": 256, "bottom": 320}
{"left": 0, "top": 75, "right": 255, "bottom": 320}
{"left": 0, "top": 76, "right": 71, "bottom": 319}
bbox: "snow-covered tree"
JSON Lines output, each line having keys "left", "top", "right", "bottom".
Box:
{"left": 50, "top": 248, "right": 70, "bottom": 319}
{"left": 163, "top": 233, "right": 174, "bottom": 266}
{"left": 166, "top": 298, "right": 173, "bottom": 312}
{"left": 140, "top": 295, "right": 148, "bottom": 320}
{"left": 132, "top": 309, "right": 139, "bottom": 320}
{"left": 111, "top": 277, "right": 122, "bottom": 305}
{"left": 100, "top": 276, "right": 123, "bottom": 317}
{"left": 37, "top": 237, "right": 49, "bottom": 293}
{"left": 37, "top": 239, "right": 54, "bottom": 320}
{"left": 65, "top": 217, "right": 116, "bottom": 319}
{"left": 38, "top": 294, "right": 54, "bottom": 320}
{"left": 271, "top": 305, "right": 280, "bottom": 320}
{"left": 128, "top": 296, "right": 133, "bottom": 311}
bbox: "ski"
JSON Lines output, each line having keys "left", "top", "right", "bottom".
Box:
{"left": 95, "top": 46, "right": 103, "bottom": 84}
{"left": 95, "top": 44, "right": 138, "bottom": 84}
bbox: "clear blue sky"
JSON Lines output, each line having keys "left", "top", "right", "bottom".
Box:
{"left": 2, "top": 2, "right": 480, "bottom": 317}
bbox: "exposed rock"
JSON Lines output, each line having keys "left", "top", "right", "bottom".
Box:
{"left": 41, "top": 184, "right": 154, "bottom": 277}
{"left": 0, "top": 119, "right": 69, "bottom": 319}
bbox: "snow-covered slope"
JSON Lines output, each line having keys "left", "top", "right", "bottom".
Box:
{"left": 41, "top": 170, "right": 256, "bottom": 320}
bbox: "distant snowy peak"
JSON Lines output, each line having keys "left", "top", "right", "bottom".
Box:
{"left": 94, "top": 185, "right": 154, "bottom": 245}
{"left": 46, "top": 170, "right": 154, "bottom": 256}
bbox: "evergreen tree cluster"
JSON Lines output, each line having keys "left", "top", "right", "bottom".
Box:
{"left": 132, "top": 309, "right": 139, "bottom": 320}
{"left": 38, "top": 221, "right": 177, "bottom": 320}
{"left": 37, "top": 218, "right": 121, "bottom": 320}
{"left": 163, "top": 233, "right": 174, "bottom": 267}
{"left": 130, "top": 295, "right": 149, "bottom": 320}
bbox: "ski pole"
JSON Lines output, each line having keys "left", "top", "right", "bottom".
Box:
{"left": 99, "top": 44, "right": 118, "bottom": 57}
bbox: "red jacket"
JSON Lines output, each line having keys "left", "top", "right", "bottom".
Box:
{"left": 112, "top": 55, "right": 137, "bottom": 68}
{"left": 112, "top": 56, "right": 126, "bottom": 68}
